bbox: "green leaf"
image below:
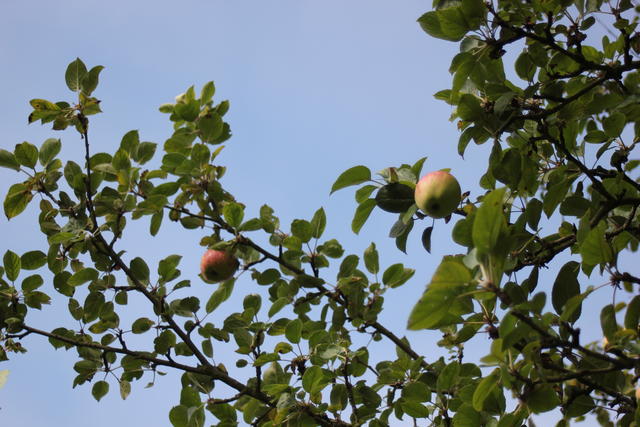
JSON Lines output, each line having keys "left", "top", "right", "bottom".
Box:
{"left": 285, "top": 318, "right": 302, "bottom": 344}
{"left": 472, "top": 188, "right": 507, "bottom": 256}
{"left": 119, "top": 130, "right": 139, "bottom": 154}
{"left": 330, "top": 166, "right": 371, "bottom": 194}
{"left": 302, "top": 366, "right": 330, "bottom": 394}
{"left": 603, "top": 111, "right": 626, "bottom": 137}
{"left": 624, "top": 296, "right": 640, "bottom": 329}
{"left": 401, "top": 401, "right": 430, "bottom": 418}
{"left": 0, "top": 149, "right": 20, "bottom": 171}
{"left": 411, "top": 157, "right": 427, "bottom": 180}
{"left": 223, "top": 202, "right": 244, "bottom": 228}
{"left": 158, "top": 254, "right": 181, "bottom": 280}
{"left": 401, "top": 381, "right": 430, "bottom": 402}
{"left": 151, "top": 182, "right": 180, "bottom": 196}
{"left": 63, "top": 161, "right": 85, "bottom": 191}
{"left": 47, "top": 232, "right": 76, "bottom": 244}
{"left": 130, "top": 257, "right": 150, "bottom": 285}
{"left": 565, "top": 394, "right": 595, "bottom": 418}
{"left": 205, "top": 279, "right": 234, "bottom": 313}
{"left": 14, "top": 141, "right": 38, "bottom": 169}
{"left": 68, "top": 268, "right": 98, "bottom": 286}
{"left": 92, "top": 380, "right": 109, "bottom": 401}
{"left": 136, "top": 142, "right": 157, "bottom": 165}
{"left": 355, "top": 185, "right": 377, "bottom": 203}
{"left": 180, "top": 386, "right": 201, "bottom": 407}
{"left": 198, "top": 113, "right": 223, "bottom": 141}
{"left": 4, "top": 183, "right": 33, "bottom": 219}
{"left": 119, "top": 379, "right": 131, "bottom": 400}
{"left": 351, "top": 199, "right": 376, "bottom": 234}
{"left": 330, "top": 383, "right": 348, "bottom": 411}
{"left": 456, "top": 94, "right": 483, "bottom": 121}
{"left": 132, "top": 318, "right": 155, "bottom": 334}
{"left": 39, "top": 138, "right": 61, "bottom": 166}
{"left": 382, "top": 263, "right": 415, "bottom": 288}
{"left": 233, "top": 328, "right": 252, "bottom": 349}
{"left": 452, "top": 404, "right": 482, "bottom": 427}
{"left": 580, "top": 222, "right": 613, "bottom": 267}
{"left": 21, "top": 250, "right": 47, "bottom": 270}
{"left": 21, "top": 274, "right": 43, "bottom": 292}
{"left": 310, "top": 207, "right": 326, "bottom": 239}
{"left": 3, "top": 250, "right": 21, "bottom": 281}
{"left": 560, "top": 291, "right": 591, "bottom": 323}
{"left": 526, "top": 385, "right": 560, "bottom": 413}
{"left": 551, "top": 261, "right": 581, "bottom": 322}
{"left": 421, "top": 226, "right": 433, "bottom": 253}
{"left": 291, "top": 219, "right": 313, "bottom": 243}
{"left": 418, "top": 2, "right": 483, "bottom": 43}
{"left": 200, "top": 81, "right": 215, "bottom": 105}
{"left": 81, "top": 65, "right": 104, "bottom": 96}
{"left": 543, "top": 180, "right": 570, "bottom": 218}
{"left": 65, "top": 58, "right": 88, "bottom": 92}
{"left": 600, "top": 304, "right": 618, "bottom": 340}
{"left": 437, "top": 362, "right": 460, "bottom": 392}
{"left": 24, "top": 290, "right": 51, "bottom": 309}
{"left": 515, "top": 51, "right": 536, "bottom": 81}
{"left": 238, "top": 218, "right": 262, "bottom": 232}
{"left": 525, "top": 198, "right": 543, "bottom": 230}
{"left": 363, "top": 243, "right": 379, "bottom": 275}
{"left": 268, "top": 297, "right": 289, "bottom": 317}
{"left": 150, "top": 211, "right": 163, "bottom": 236}
{"left": 408, "top": 258, "right": 473, "bottom": 330}
{"left": 585, "top": 130, "right": 608, "bottom": 143}
{"left": 473, "top": 372, "right": 498, "bottom": 411}
{"left": 112, "top": 149, "right": 131, "bottom": 172}
{"left": 169, "top": 405, "right": 188, "bottom": 427}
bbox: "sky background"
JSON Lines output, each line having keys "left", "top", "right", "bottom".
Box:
{"left": 0, "top": 1, "right": 618, "bottom": 426}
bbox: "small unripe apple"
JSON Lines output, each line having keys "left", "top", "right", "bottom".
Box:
{"left": 200, "top": 249, "right": 239, "bottom": 283}
{"left": 414, "top": 171, "right": 461, "bottom": 218}
{"left": 375, "top": 183, "right": 415, "bottom": 213}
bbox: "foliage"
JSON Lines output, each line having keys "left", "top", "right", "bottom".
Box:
{"left": 1, "top": 0, "right": 640, "bottom": 426}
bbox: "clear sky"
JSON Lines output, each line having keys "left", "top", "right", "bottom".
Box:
{"left": 0, "top": 1, "right": 605, "bottom": 426}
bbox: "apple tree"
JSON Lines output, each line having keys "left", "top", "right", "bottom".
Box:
{"left": 1, "top": 0, "right": 640, "bottom": 426}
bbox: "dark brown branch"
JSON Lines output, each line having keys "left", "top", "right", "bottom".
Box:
{"left": 343, "top": 359, "right": 359, "bottom": 425}
{"left": 20, "top": 324, "right": 271, "bottom": 401}
{"left": 612, "top": 272, "right": 640, "bottom": 285}
{"left": 510, "top": 234, "right": 576, "bottom": 273}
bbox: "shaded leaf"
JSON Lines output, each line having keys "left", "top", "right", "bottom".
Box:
{"left": 92, "top": 381, "right": 109, "bottom": 402}
{"left": 551, "top": 261, "right": 581, "bottom": 322}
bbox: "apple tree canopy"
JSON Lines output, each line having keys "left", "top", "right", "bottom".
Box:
{"left": 2, "top": 0, "right": 640, "bottom": 426}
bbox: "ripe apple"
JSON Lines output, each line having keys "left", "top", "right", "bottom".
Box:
{"left": 414, "top": 171, "right": 461, "bottom": 218}
{"left": 200, "top": 249, "right": 239, "bottom": 283}
{"left": 636, "top": 387, "right": 640, "bottom": 401}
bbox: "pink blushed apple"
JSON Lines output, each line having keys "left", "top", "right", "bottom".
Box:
{"left": 200, "top": 249, "right": 239, "bottom": 283}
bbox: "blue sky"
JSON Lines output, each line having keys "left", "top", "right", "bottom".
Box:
{"left": 0, "top": 1, "right": 610, "bottom": 426}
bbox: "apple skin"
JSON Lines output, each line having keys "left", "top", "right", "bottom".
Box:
{"left": 200, "top": 249, "right": 239, "bottom": 283}
{"left": 414, "top": 171, "right": 461, "bottom": 218}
